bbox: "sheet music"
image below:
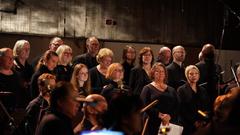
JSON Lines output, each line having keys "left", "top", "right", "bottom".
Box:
{"left": 158, "top": 123, "right": 183, "bottom": 135}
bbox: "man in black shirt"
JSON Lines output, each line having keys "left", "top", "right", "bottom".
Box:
{"left": 167, "top": 45, "right": 186, "bottom": 90}
{"left": 35, "top": 82, "right": 83, "bottom": 135}
{"left": 73, "top": 36, "right": 100, "bottom": 69}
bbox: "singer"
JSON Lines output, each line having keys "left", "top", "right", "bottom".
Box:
{"left": 140, "top": 63, "right": 180, "bottom": 135}
{"left": 177, "top": 65, "right": 210, "bottom": 135}
{"left": 25, "top": 73, "right": 56, "bottom": 135}
{"left": 101, "top": 63, "right": 131, "bottom": 103}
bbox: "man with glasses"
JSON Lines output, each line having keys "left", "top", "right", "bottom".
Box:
{"left": 31, "top": 37, "right": 64, "bottom": 69}
{"left": 73, "top": 36, "right": 100, "bottom": 69}
{"left": 167, "top": 45, "right": 186, "bottom": 90}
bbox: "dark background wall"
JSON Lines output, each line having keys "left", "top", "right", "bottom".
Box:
{"left": 2, "top": 0, "right": 238, "bottom": 49}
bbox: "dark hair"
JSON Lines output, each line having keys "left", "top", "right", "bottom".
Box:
{"left": 35, "top": 50, "right": 58, "bottom": 71}
{"left": 50, "top": 81, "right": 72, "bottom": 109}
{"left": 138, "top": 47, "right": 154, "bottom": 66}
{"left": 122, "top": 45, "right": 136, "bottom": 64}
{"left": 103, "top": 95, "right": 143, "bottom": 128}
{"left": 150, "top": 62, "right": 168, "bottom": 83}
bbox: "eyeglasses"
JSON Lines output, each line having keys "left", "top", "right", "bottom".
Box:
{"left": 63, "top": 52, "right": 72, "bottom": 56}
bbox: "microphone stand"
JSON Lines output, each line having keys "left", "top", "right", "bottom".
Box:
{"left": 141, "top": 100, "right": 159, "bottom": 135}
{"left": 231, "top": 66, "right": 240, "bottom": 87}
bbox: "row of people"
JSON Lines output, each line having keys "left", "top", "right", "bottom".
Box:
{"left": 0, "top": 36, "right": 237, "bottom": 135}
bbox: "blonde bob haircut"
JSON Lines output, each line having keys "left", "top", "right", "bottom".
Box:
{"left": 185, "top": 65, "right": 200, "bottom": 80}
{"left": 55, "top": 44, "right": 72, "bottom": 56}
{"left": 13, "top": 40, "right": 30, "bottom": 57}
{"left": 105, "top": 63, "right": 123, "bottom": 80}
{"left": 96, "top": 48, "right": 114, "bottom": 63}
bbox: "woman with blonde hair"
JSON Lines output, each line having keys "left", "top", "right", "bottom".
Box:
{"left": 177, "top": 65, "right": 210, "bottom": 135}
{"left": 101, "top": 63, "right": 130, "bottom": 103}
{"left": 89, "top": 48, "right": 113, "bottom": 94}
{"left": 55, "top": 44, "right": 73, "bottom": 81}
{"left": 140, "top": 62, "right": 180, "bottom": 135}
{"left": 71, "top": 63, "right": 91, "bottom": 96}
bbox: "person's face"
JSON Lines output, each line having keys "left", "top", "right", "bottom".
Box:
{"left": 49, "top": 39, "right": 64, "bottom": 51}
{"left": 60, "top": 90, "right": 80, "bottom": 119}
{"left": 100, "top": 56, "right": 112, "bottom": 69}
{"left": 19, "top": 43, "right": 30, "bottom": 60}
{"left": 87, "top": 39, "right": 100, "bottom": 55}
{"left": 173, "top": 48, "right": 185, "bottom": 62}
{"left": 1, "top": 50, "right": 14, "bottom": 70}
{"left": 126, "top": 48, "right": 136, "bottom": 61}
{"left": 60, "top": 49, "right": 72, "bottom": 65}
{"left": 77, "top": 67, "right": 88, "bottom": 82}
{"left": 187, "top": 68, "right": 199, "bottom": 84}
{"left": 111, "top": 66, "right": 124, "bottom": 82}
{"left": 163, "top": 51, "right": 171, "bottom": 65}
{"left": 45, "top": 55, "right": 58, "bottom": 71}
{"left": 154, "top": 66, "right": 166, "bottom": 82}
{"left": 142, "top": 51, "right": 152, "bottom": 65}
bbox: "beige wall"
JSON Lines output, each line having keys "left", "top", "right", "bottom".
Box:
{"left": 0, "top": 34, "right": 239, "bottom": 82}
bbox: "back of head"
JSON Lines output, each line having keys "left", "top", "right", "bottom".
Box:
{"left": 50, "top": 81, "right": 72, "bottom": 109}
{"left": 201, "top": 44, "right": 215, "bottom": 60}
{"left": 214, "top": 87, "right": 240, "bottom": 124}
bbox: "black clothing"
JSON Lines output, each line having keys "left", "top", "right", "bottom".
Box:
{"left": 31, "top": 54, "right": 42, "bottom": 70}
{"left": 166, "top": 62, "right": 186, "bottom": 90}
{"left": 129, "top": 66, "right": 151, "bottom": 95}
{"left": 0, "top": 71, "right": 21, "bottom": 112}
{"left": 121, "top": 61, "right": 134, "bottom": 85}
{"left": 193, "top": 121, "right": 240, "bottom": 135}
{"left": 25, "top": 96, "right": 49, "bottom": 135}
{"left": 54, "top": 64, "right": 72, "bottom": 82}
{"left": 89, "top": 67, "right": 109, "bottom": 94}
{"left": 13, "top": 58, "right": 34, "bottom": 107}
{"left": 30, "top": 65, "right": 54, "bottom": 99}
{"left": 196, "top": 60, "right": 219, "bottom": 105}
{"left": 178, "top": 83, "right": 210, "bottom": 135}
{"left": 78, "top": 87, "right": 89, "bottom": 97}
{"left": 101, "top": 80, "right": 130, "bottom": 103}
{"left": 140, "top": 84, "right": 180, "bottom": 135}
{"left": 35, "top": 109, "right": 74, "bottom": 135}
{"left": 73, "top": 53, "right": 98, "bottom": 69}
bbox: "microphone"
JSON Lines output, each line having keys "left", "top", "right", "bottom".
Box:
{"left": 141, "top": 100, "right": 159, "bottom": 113}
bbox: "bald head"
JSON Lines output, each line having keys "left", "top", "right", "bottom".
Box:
{"left": 158, "top": 46, "right": 171, "bottom": 65}
{"left": 172, "top": 45, "right": 186, "bottom": 63}
{"left": 49, "top": 37, "right": 64, "bottom": 51}
{"left": 0, "top": 48, "right": 14, "bottom": 70}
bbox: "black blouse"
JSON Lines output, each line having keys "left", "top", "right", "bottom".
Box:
{"left": 129, "top": 65, "right": 151, "bottom": 95}
{"left": 140, "top": 84, "right": 180, "bottom": 135}
{"left": 89, "top": 67, "right": 109, "bottom": 94}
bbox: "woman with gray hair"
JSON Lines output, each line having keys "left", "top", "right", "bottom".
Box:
{"left": 13, "top": 40, "right": 34, "bottom": 107}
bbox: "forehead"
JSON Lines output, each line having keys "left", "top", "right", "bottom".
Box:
{"left": 89, "top": 38, "right": 99, "bottom": 44}
{"left": 188, "top": 68, "right": 199, "bottom": 73}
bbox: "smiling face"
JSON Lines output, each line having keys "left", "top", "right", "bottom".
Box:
{"left": 142, "top": 51, "right": 153, "bottom": 65}
{"left": 77, "top": 66, "right": 89, "bottom": 82}
{"left": 19, "top": 43, "right": 30, "bottom": 60}
{"left": 0, "top": 49, "right": 14, "bottom": 70}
